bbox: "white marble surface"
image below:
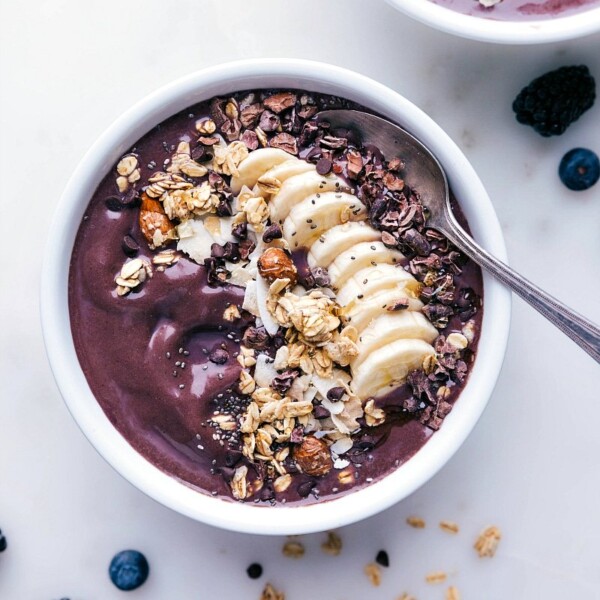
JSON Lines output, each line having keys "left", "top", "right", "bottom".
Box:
{"left": 1, "top": 1, "right": 599, "bottom": 598}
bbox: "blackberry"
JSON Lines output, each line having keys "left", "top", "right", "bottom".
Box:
{"left": 512, "top": 65, "right": 595, "bottom": 137}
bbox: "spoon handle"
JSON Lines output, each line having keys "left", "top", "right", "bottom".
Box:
{"left": 440, "top": 213, "right": 600, "bottom": 364}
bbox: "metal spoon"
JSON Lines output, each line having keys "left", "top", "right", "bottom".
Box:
{"left": 316, "top": 109, "right": 600, "bottom": 363}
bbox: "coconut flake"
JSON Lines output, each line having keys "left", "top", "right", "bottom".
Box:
{"left": 177, "top": 219, "right": 214, "bottom": 264}
{"left": 255, "top": 274, "right": 280, "bottom": 335}
{"left": 333, "top": 458, "right": 350, "bottom": 470}
{"left": 254, "top": 354, "right": 278, "bottom": 388}
{"left": 330, "top": 436, "right": 353, "bottom": 456}
{"left": 242, "top": 280, "right": 259, "bottom": 316}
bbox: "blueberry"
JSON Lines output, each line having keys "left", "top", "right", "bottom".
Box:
{"left": 0, "top": 529, "right": 7, "bottom": 552}
{"left": 559, "top": 148, "right": 600, "bottom": 191}
{"left": 109, "top": 550, "right": 149, "bottom": 591}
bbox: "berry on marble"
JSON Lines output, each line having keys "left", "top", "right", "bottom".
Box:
{"left": 558, "top": 148, "right": 600, "bottom": 191}
{"left": 512, "top": 65, "right": 595, "bottom": 137}
{"left": 0, "top": 529, "right": 6, "bottom": 552}
{"left": 109, "top": 549, "right": 149, "bottom": 591}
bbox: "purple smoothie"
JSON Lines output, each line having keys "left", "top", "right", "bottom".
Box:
{"left": 69, "top": 90, "right": 483, "bottom": 505}
{"left": 431, "top": 0, "right": 600, "bottom": 19}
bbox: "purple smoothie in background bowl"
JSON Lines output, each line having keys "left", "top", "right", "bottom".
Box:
{"left": 386, "top": 0, "right": 600, "bottom": 43}
{"left": 41, "top": 60, "right": 511, "bottom": 534}
{"left": 432, "top": 0, "right": 600, "bottom": 21}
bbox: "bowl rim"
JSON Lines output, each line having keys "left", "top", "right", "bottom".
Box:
{"left": 385, "top": 0, "right": 600, "bottom": 44}
{"left": 41, "top": 58, "right": 511, "bottom": 535}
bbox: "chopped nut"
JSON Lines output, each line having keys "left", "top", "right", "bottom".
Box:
{"left": 294, "top": 436, "right": 332, "bottom": 477}
{"left": 321, "top": 531, "right": 342, "bottom": 556}
{"left": 258, "top": 248, "right": 297, "bottom": 285}
{"left": 282, "top": 540, "right": 304, "bottom": 558}
{"left": 439, "top": 520, "right": 459, "bottom": 534}
{"left": 425, "top": 571, "right": 447, "bottom": 584}
{"left": 446, "top": 586, "right": 461, "bottom": 600}
{"left": 474, "top": 525, "right": 501, "bottom": 558}
{"left": 223, "top": 304, "right": 241, "bottom": 322}
{"left": 406, "top": 516, "right": 426, "bottom": 529}
{"left": 364, "top": 562, "right": 382, "bottom": 587}
{"left": 139, "top": 193, "right": 177, "bottom": 249}
{"left": 196, "top": 118, "right": 216, "bottom": 135}
{"left": 117, "top": 154, "right": 138, "bottom": 177}
{"left": 260, "top": 583, "right": 285, "bottom": 600}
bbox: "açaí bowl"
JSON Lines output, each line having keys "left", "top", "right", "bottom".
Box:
{"left": 41, "top": 59, "right": 511, "bottom": 535}
{"left": 386, "top": 0, "right": 600, "bottom": 44}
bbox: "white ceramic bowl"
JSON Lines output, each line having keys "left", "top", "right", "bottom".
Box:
{"left": 41, "top": 59, "right": 511, "bottom": 535}
{"left": 386, "top": 0, "right": 600, "bottom": 44}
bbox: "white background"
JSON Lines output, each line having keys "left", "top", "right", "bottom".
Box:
{"left": 1, "top": 1, "right": 599, "bottom": 598}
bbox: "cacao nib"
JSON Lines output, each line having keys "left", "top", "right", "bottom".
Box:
{"left": 240, "top": 103, "right": 263, "bottom": 128}
{"left": 243, "top": 326, "right": 270, "bottom": 350}
{"left": 269, "top": 132, "right": 298, "bottom": 155}
{"left": 258, "top": 110, "right": 280, "bottom": 132}
{"left": 262, "top": 223, "right": 283, "bottom": 243}
{"left": 264, "top": 92, "right": 297, "bottom": 114}
{"left": 241, "top": 129, "right": 259, "bottom": 151}
{"left": 272, "top": 369, "right": 299, "bottom": 394}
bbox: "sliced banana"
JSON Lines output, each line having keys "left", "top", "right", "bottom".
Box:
{"left": 352, "top": 311, "right": 438, "bottom": 368}
{"left": 327, "top": 241, "right": 405, "bottom": 288}
{"left": 269, "top": 171, "right": 347, "bottom": 224}
{"left": 230, "top": 148, "right": 292, "bottom": 194}
{"left": 350, "top": 339, "right": 435, "bottom": 399}
{"left": 308, "top": 221, "right": 381, "bottom": 268}
{"left": 282, "top": 192, "right": 367, "bottom": 249}
{"left": 256, "top": 160, "right": 315, "bottom": 197}
{"left": 336, "top": 263, "right": 417, "bottom": 307}
{"left": 342, "top": 286, "right": 424, "bottom": 332}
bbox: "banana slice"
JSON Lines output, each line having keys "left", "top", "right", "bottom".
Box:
{"left": 327, "top": 241, "right": 405, "bottom": 288}
{"left": 308, "top": 221, "right": 381, "bottom": 268}
{"left": 350, "top": 339, "right": 435, "bottom": 399}
{"left": 230, "top": 148, "right": 292, "bottom": 194}
{"left": 282, "top": 192, "right": 367, "bottom": 249}
{"left": 336, "top": 263, "right": 417, "bottom": 307}
{"left": 352, "top": 311, "right": 438, "bottom": 368}
{"left": 269, "top": 171, "right": 347, "bottom": 224}
{"left": 256, "top": 160, "right": 315, "bottom": 197}
{"left": 343, "top": 286, "right": 424, "bottom": 332}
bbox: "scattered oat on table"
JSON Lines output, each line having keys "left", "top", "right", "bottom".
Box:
{"left": 425, "top": 570, "right": 447, "bottom": 584}
{"left": 282, "top": 540, "right": 305, "bottom": 558}
{"left": 406, "top": 516, "right": 426, "bottom": 528}
{"left": 474, "top": 525, "right": 502, "bottom": 557}
{"left": 261, "top": 582, "right": 285, "bottom": 600}
{"left": 446, "top": 585, "right": 461, "bottom": 600}
{"left": 397, "top": 594, "right": 417, "bottom": 600}
{"left": 321, "top": 531, "right": 342, "bottom": 556}
{"left": 364, "top": 562, "right": 382, "bottom": 586}
{"left": 439, "top": 520, "right": 460, "bottom": 534}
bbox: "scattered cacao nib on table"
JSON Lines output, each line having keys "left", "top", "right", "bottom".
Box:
{"left": 69, "top": 88, "right": 483, "bottom": 506}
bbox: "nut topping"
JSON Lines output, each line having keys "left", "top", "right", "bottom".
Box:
{"left": 257, "top": 247, "right": 297, "bottom": 285}
{"left": 138, "top": 193, "right": 177, "bottom": 249}
{"left": 293, "top": 435, "right": 332, "bottom": 477}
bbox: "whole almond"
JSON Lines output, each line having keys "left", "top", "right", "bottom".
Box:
{"left": 139, "top": 192, "right": 175, "bottom": 248}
